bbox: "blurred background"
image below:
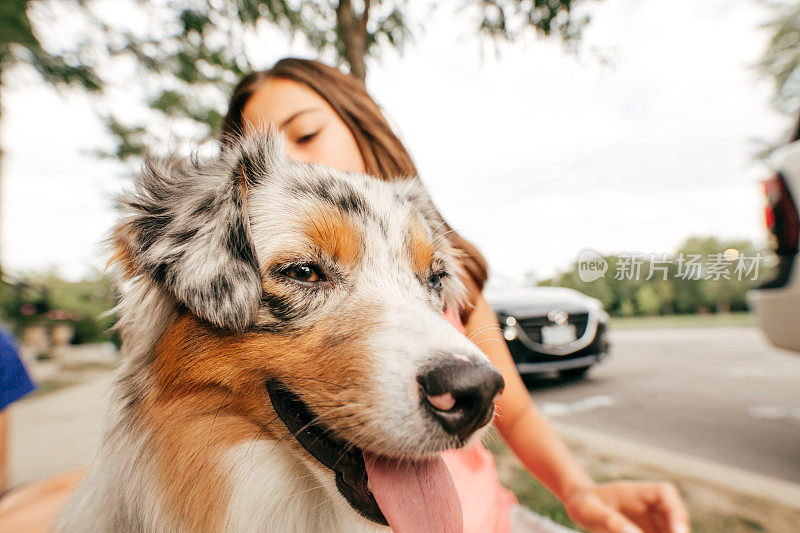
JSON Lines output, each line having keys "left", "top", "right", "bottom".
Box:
{"left": 1, "top": 0, "right": 800, "bottom": 531}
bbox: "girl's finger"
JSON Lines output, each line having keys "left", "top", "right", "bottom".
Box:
{"left": 600, "top": 506, "right": 645, "bottom": 533}
{"left": 642, "top": 483, "right": 690, "bottom": 533}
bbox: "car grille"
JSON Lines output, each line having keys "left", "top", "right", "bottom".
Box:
{"left": 518, "top": 312, "right": 590, "bottom": 343}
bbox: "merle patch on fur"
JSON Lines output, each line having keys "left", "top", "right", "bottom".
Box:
{"left": 291, "top": 180, "right": 374, "bottom": 221}
{"left": 260, "top": 292, "right": 306, "bottom": 323}
{"left": 116, "top": 140, "right": 268, "bottom": 331}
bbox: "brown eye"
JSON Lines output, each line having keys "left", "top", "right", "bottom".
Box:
{"left": 283, "top": 263, "right": 325, "bottom": 283}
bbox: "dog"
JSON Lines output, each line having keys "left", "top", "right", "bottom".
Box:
{"left": 56, "top": 133, "right": 504, "bottom": 532}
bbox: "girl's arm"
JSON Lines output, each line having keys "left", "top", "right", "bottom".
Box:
{"left": 464, "top": 293, "right": 594, "bottom": 501}
{"left": 465, "top": 293, "right": 689, "bottom": 533}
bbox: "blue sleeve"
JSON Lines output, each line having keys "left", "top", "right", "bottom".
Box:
{"left": 0, "top": 329, "right": 35, "bottom": 411}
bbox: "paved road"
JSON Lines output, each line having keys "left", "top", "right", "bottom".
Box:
{"left": 8, "top": 377, "right": 110, "bottom": 486}
{"left": 527, "top": 327, "right": 800, "bottom": 484}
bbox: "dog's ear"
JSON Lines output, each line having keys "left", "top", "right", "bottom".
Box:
{"left": 113, "top": 134, "right": 285, "bottom": 330}
{"left": 391, "top": 178, "right": 469, "bottom": 310}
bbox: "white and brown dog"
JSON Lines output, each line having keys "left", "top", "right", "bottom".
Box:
{"left": 56, "top": 133, "right": 503, "bottom": 532}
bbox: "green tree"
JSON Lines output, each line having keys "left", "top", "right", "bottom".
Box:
{"left": 537, "top": 236, "right": 768, "bottom": 317}
{"left": 0, "top": 1, "right": 101, "bottom": 260}
{"left": 14, "top": 0, "right": 596, "bottom": 161}
{"left": 758, "top": 0, "right": 800, "bottom": 148}
{"left": 760, "top": 1, "right": 800, "bottom": 116}
{"left": 675, "top": 236, "right": 759, "bottom": 314}
{"left": 634, "top": 285, "right": 660, "bottom": 316}
{"left": 0, "top": 269, "right": 118, "bottom": 346}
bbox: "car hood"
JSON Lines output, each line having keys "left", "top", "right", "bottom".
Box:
{"left": 485, "top": 286, "right": 600, "bottom": 317}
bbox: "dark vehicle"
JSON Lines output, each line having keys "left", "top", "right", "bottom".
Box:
{"left": 485, "top": 278, "right": 610, "bottom": 380}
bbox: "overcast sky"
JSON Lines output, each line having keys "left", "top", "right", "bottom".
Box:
{"left": 0, "top": 0, "right": 790, "bottom": 282}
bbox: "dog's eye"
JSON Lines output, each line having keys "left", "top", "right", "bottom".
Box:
{"left": 428, "top": 271, "right": 446, "bottom": 292}
{"left": 283, "top": 264, "right": 325, "bottom": 283}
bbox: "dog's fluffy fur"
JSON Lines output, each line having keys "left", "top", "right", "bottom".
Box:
{"left": 56, "top": 134, "right": 495, "bottom": 532}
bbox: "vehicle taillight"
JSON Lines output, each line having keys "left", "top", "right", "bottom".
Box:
{"left": 763, "top": 172, "right": 800, "bottom": 255}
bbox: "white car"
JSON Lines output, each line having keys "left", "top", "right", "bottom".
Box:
{"left": 749, "top": 136, "right": 800, "bottom": 352}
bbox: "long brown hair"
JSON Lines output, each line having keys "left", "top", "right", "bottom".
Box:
{"left": 221, "top": 58, "right": 488, "bottom": 321}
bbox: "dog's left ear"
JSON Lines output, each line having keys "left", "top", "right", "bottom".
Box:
{"left": 113, "top": 135, "right": 285, "bottom": 330}
{"left": 391, "top": 177, "right": 469, "bottom": 310}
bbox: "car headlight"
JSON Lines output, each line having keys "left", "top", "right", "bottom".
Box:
{"left": 497, "top": 313, "right": 518, "bottom": 340}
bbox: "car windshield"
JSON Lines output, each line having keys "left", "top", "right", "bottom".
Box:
{"left": 485, "top": 274, "right": 522, "bottom": 291}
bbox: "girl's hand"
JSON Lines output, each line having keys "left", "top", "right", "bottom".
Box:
{"left": 564, "top": 481, "right": 689, "bottom": 533}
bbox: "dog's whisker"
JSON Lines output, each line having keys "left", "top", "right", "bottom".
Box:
{"left": 234, "top": 375, "right": 354, "bottom": 390}
{"left": 204, "top": 389, "right": 233, "bottom": 448}
{"left": 269, "top": 376, "right": 351, "bottom": 390}
{"left": 471, "top": 339, "right": 504, "bottom": 349}
{"left": 323, "top": 422, "right": 364, "bottom": 434}
{"left": 466, "top": 323, "right": 502, "bottom": 340}
{"left": 330, "top": 438, "right": 359, "bottom": 470}
{"left": 280, "top": 483, "right": 325, "bottom": 503}
{"left": 246, "top": 421, "right": 271, "bottom": 457}
{"left": 268, "top": 404, "right": 365, "bottom": 452}
{"left": 305, "top": 494, "right": 336, "bottom": 516}
{"left": 432, "top": 227, "right": 459, "bottom": 242}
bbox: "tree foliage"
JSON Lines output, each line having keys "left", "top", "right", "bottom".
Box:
{"left": 474, "top": 0, "right": 589, "bottom": 48}
{"left": 0, "top": 1, "right": 101, "bottom": 97}
{"left": 759, "top": 0, "right": 800, "bottom": 146}
{"left": 9, "top": 0, "right": 595, "bottom": 162}
{"left": 537, "top": 237, "right": 769, "bottom": 317}
{"left": 0, "top": 271, "right": 118, "bottom": 346}
{"left": 759, "top": 1, "right": 800, "bottom": 117}
{"left": 0, "top": 1, "right": 104, "bottom": 268}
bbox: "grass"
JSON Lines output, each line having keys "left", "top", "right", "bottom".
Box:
{"left": 506, "top": 479, "right": 576, "bottom": 526}
{"left": 486, "top": 434, "right": 580, "bottom": 529}
{"left": 59, "top": 360, "right": 121, "bottom": 372}
{"left": 609, "top": 312, "right": 756, "bottom": 330}
{"left": 486, "top": 436, "right": 800, "bottom": 533}
{"left": 20, "top": 360, "right": 120, "bottom": 401}
{"left": 25, "top": 379, "right": 76, "bottom": 399}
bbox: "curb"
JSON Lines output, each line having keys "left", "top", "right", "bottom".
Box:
{"left": 552, "top": 421, "right": 800, "bottom": 511}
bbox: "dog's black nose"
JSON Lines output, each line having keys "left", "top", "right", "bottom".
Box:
{"left": 417, "top": 360, "right": 504, "bottom": 439}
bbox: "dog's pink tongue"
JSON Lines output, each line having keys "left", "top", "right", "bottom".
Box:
{"left": 363, "top": 451, "right": 462, "bottom": 533}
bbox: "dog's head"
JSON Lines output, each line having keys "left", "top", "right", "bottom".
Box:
{"left": 113, "top": 133, "right": 503, "bottom": 528}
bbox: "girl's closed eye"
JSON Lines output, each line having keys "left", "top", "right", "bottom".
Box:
{"left": 296, "top": 131, "right": 319, "bottom": 144}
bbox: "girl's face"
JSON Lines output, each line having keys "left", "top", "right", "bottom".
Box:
{"left": 241, "top": 78, "right": 367, "bottom": 174}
